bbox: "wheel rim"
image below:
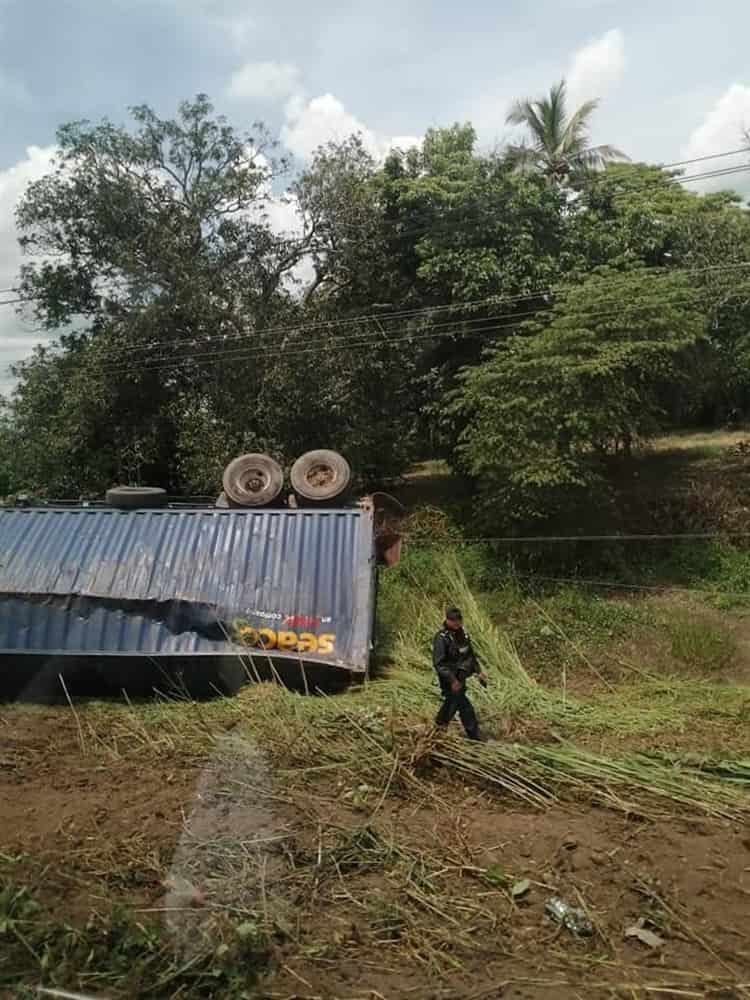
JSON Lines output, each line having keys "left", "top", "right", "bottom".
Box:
{"left": 240, "top": 467, "right": 268, "bottom": 496}
{"left": 305, "top": 463, "right": 336, "bottom": 489}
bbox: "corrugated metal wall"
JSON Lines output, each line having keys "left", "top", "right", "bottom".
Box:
{"left": 0, "top": 508, "right": 375, "bottom": 671}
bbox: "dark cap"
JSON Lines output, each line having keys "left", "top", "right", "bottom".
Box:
{"left": 445, "top": 606, "right": 463, "bottom": 622}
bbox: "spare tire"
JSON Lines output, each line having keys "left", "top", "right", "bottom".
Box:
{"left": 106, "top": 486, "right": 168, "bottom": 509}
{"left": 222, "top": 453, "right": 283, "bottom": 507}
{"left": 290, "top": 450, "right": 352, "bottom": 502}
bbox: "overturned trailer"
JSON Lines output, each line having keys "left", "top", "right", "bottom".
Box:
{"left": 0, "top": 504, "right": 381, "bottom": 699}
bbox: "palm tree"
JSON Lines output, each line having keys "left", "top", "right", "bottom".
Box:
{"left": 505, "top": 79, "right": 628, "bottom": 182}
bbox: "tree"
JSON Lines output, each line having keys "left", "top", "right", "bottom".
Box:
{"left": 295, "top": 126, "right": 571, "bottom": 460}
{"left": 10, "top": 96, "right": 318, "bottom": 495}
{"left": 567, "top": 163, "right": 750, "bottom": 422}
{"left": 505, "top": 80, "right": 628, "bottom": 183}
{"left": 455, "top": 269, "right": 705, "bottom": 525}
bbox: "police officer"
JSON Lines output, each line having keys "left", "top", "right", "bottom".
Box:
{"left": 432, "top": 607, "right": 487, "bottom": 740}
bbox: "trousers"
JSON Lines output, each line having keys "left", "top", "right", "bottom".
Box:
{"left": 435, "top": 679, "right": 480, "bottom": 739}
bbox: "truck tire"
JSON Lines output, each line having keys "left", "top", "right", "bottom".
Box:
{"left": 290, "top": 450, "right": 351, "bottom": 502}
{"left": 106, "top": 486, "right": 168, "bottom": 509}
{"left": 222, "top": 453, "right": 283, "bottom": 507}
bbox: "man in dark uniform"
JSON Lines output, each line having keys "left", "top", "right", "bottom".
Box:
{"left": 432, "top": 607, "right": 487, "bottom": 740}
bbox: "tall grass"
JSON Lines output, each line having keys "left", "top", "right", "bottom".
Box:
{"left": 390, "top": 553, "right": 554, "bottom": 718}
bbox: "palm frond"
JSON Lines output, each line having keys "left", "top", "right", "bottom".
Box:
{"left": 505, "top": 143, "right": 540, "bottom": 172}
{"left": 505, "top": 78, "right": 627, "bottom": 182}
{"left": 590, "top": 143, "right": 630, "bottom": 163}
{"left": 573, "top": 144, "right": 630, "bottom": 173}
{"left": 543, "top": 81, "right": 568, "bottom": 152}
{"left": 558, "top": 99, "right": 599, "bottom": 157}
{"left": 506, "top": 100, "right": 547, "bottom": 151}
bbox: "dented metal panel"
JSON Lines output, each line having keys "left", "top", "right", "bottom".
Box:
{"left": 0, "top": 507, "right": 376, "bottom": 672}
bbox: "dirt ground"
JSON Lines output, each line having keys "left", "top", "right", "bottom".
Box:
{"left": 2, "top": 703, "right": 750, "bottom": 999}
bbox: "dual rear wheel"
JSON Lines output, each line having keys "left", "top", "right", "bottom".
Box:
{"left": 221, "top": 449, "right": 351, "bottom": 508}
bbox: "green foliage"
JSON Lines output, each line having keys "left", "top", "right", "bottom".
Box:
{"left": 509, "top": 587, "right": 650, "bottom": 676}
{"left": 669, "top": 617, "right": 738, "bottom": 672}
{"left": 0, "top": 878, "right": 270, "bottom": 997}
{"left": 455, "top": 268, "right": 705, "bottom": 525}
{"left": 505, "top": 79, "right": 628, "bottom": 181}
{"left": 6, "top": 89, "right": 750, "bottom": 511}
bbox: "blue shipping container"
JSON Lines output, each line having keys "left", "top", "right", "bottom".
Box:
{"left": 0, "top": 507, "right": 377, "bottom": 675}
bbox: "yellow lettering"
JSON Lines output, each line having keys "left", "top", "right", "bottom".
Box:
{"left": 277, "top": 631, "right": 298, "bottom": 651}
{"left": 317, "top": 633, "right": 336, "bottom": 655}
{"left": 257, "top": 628, "right": 277, "bottom": 650}
{"left": 236, "top": 625, "right": 258, "bottom": 647}
{"left": 297, "top": 632, "right": 318, "bottom": 653}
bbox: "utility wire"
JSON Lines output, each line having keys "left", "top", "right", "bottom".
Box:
{"left": 4, "top": 261, "right": 750, "bottom": 384}
{"left": 23, "top": 290, "right": 748, "bottom": 382}
{"left": 85, "top": 263, "right": 750, "bottom": 373}
{"left": 9, "top": 259, "right": 749, "bottom": 376}
{"left": 93, "top": 288, "right": 726, "bottom": 377}
{"left": 659, "top": 146, "right": 750, "bottom": 169}
{"left": 456, "top": 530, "right": 750, "bottom": 543}
{"left": 512, "top": 572, "right": 750, "bottom": 602}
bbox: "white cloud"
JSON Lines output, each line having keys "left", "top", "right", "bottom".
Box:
{"left": 281, "top": 93, "right": 420, "bottom": 163}
{"left": 681, "top": 84, "right": 750, "bottom": 195}
{"left": 566, "top": 28, "right": 625, "bottom": 108}
{"left": 0, "top": 145, "right": 57, "bottom": 395}
{"left": 227, "top": 60, "right": 301, "bottom": 101}
{"left": 282, "top": 93, "right": 380, "bottom": 160}
{"left": 388, "top": 134, "right": 423, "bottom": 154}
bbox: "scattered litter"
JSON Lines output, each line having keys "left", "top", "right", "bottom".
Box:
{"left": 625, "top": 918, "right": 665, "bottom": 949}
{"left": 511, "top": 879, "right": 531, "bottom": 899}
{"left": 545, "top": 896, "right": 594, "bottom": 936}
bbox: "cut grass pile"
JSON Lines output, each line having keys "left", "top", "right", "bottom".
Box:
{"left": 428, "top": 738, "right": 750, "bottom": 819}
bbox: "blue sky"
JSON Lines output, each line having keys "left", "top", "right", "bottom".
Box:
{"left": 1, "top": 0, "right": 749, "bottom": 390}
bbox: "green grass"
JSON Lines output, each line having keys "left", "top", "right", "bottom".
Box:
{"left": 650, "top": 428, "right": 749, "bottom": 458}
{"left": 669, "top": 617, "right": 738, "bottom": 672}
{"left": 0, "top": 875, "right": 270, "bottom": 998}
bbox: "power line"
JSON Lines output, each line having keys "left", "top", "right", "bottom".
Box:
{"left": 92, "top": 286, "right": 726, "bottom": 377}
{"left": 512, "top": 572, "right": 750, "bottom": 602}
{"left": 9, "top": 262, "right": 742, "bottom": 379}
{"left": 4, "top": 261, "right": 750, "bottom": 383}
{"left": 457, "top": 530, "right": 750, "bottom": 543}
{"left": 664, "top": 164, "right": 750, "bottom": 185}
{"left": 83, "top": 260, "right": 750, "bottom": 370}
{"left": 659, "top": 146, "right": 750, "bottom": 170}
{"left": 13, "top": 259, "right": 748, "bottom": 373}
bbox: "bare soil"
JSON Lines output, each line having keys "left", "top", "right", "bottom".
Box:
{"left": 2, "top": 704, "right": 750, "bottom": 999}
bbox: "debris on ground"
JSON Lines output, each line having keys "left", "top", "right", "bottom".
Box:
{"left": 625, "top": 918, "right": 666, "bottom": 949}
{"left": 545, "top": 896, "right": 594, "bottom": 937}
